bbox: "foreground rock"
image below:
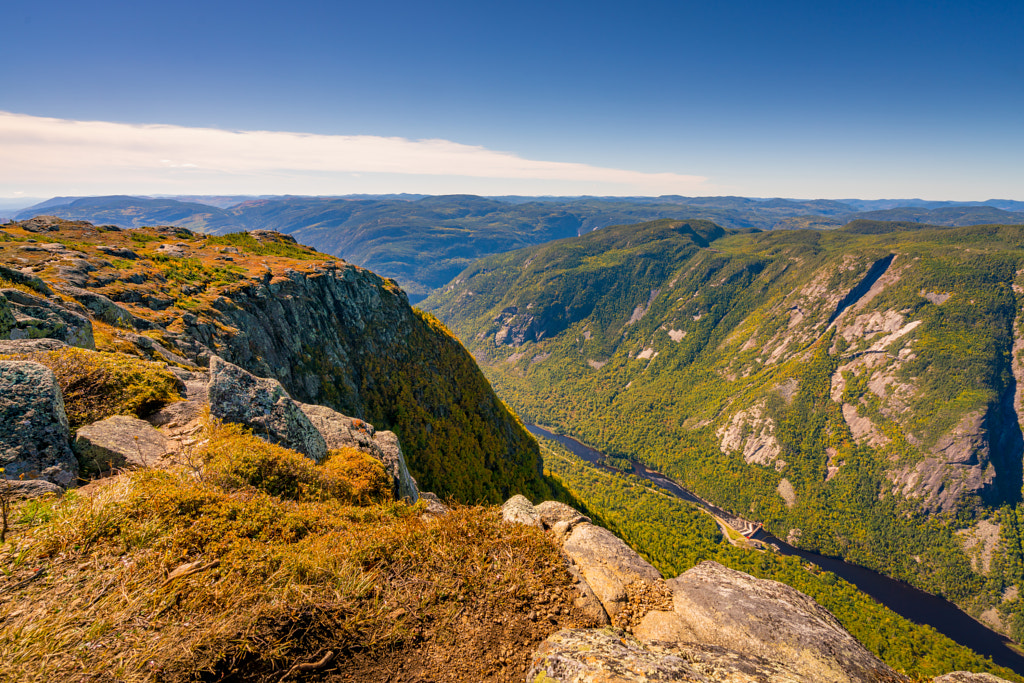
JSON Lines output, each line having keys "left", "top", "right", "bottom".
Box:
{"left": 0, "top": 479, "right": 63, "bottom": 500}
{"left": 505, "top": 497, "right": 911, "bottom": 683}
{"left": 299, "top": 402, "right": 418, "bottom": 502}
{"left": 634, "top": 561, "right": 907, "bottom": 683}
{"left": 74, "top": 415, "right": 172, "bottom": 473}
{"left": 207, "top": 356, "right": 327, "bottom": 461}
{"left": 933, "top": 674, "right": 1015, "bottom": 682}
{"left": 0, "top": 361, "right": 78, "bottom": 486}
{"left": 562, "top": 522, "right": 663, "bottom": 625}
{"left": 529, "top": 628, "right": 809, "bottom": 683}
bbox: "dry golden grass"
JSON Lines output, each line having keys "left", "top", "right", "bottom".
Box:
{"left": 0, "top": 422, "right": 576, "bottom": 683}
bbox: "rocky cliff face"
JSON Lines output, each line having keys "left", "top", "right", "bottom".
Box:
{"left": 0, "top": 217, "right": 550, "bottom": 503}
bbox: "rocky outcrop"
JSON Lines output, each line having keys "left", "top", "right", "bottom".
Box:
{"left": 506, "top": 497, "right": 910, "bottom": 683}
{"left": 74, "top": 415, "right": 172, "bottom": 473}
{"left": 933, "top": 673, "right": 1014, "bottom": 682}
{"left": 1, "top": 287, "right": 94, "bottom": 348}
{"left": 372, "top": 430, "right": 418, "bottom": 503}
{"left": 0, "top": 360, "right": 78, "bottom": 486}
{"left": 207, "top": 356, "right": 327, "bottom": 462}
{"left": 299, "top": 402, "right": 418, "bottom": 502}
{"left": 562, "top": 523, "right": 663, "bottom": 624}
{"left": 634, "top": 561, "right": 904, "bottom": 683}
{"left": 1, "top": 219, "right": 551, "bottom": 503}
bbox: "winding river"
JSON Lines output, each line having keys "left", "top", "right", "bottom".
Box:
{"left": 525, "top": 423, "right": 1024, "bottom": 676}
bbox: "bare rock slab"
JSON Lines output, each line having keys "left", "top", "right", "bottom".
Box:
{"left": 933, "top": 674, "right": 1015, "bottom": 683}
{"left": 207, "top": 356, "right": 327, "bottom": 461}
{"left": 0, "top": 360, "right": 77, "bottom": 486}
{"left": 74, "top": 415, "right": 171, "bottom": 473}
{"left": 634, "top": 561, "right": 908, "bottom": 683}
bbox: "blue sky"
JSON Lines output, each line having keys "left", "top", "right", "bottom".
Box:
{"left": 1, "top": 0, "right": 1021, "bottom": 199}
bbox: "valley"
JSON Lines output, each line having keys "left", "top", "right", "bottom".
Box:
{"left": 425, "top": 218, "right": 1024, "bottom": 649}
{"left": 528, "top": 423, "right": 1024, "bottom": 674}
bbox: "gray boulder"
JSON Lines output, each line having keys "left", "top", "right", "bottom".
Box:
{"left": 207, "top": 356, "right": 327, "bottom": 461}
{"left": 501, "top": 494, "right": 542, "bottom": 527}
{"left": 298, "top": 402, "right": 418, "bottom": 502}
{"left": 633, "top": 561, "right": 906, "bottom": 683}
{"left": 933, "top": 675, "right": 1014, "bottom": 683}
{"left": 0, "top": 338, "right": 68, "bottom": 354}
{"left": 418, "top": 491, "right": 449, "bottom": 516}
{"left": 528, "top": 628, "right": 809, "bottom": 683}
{"left": 0, "top": 361, "right": 78, "bottom": 486}
{"left": 74, "top": 415, "right": 171, "bottom": 473}
{"left": 562, "top": 522, "right": 662, "bottom": 624}
{"left": 0, "top": 479, "right": 63, "bottom": 500}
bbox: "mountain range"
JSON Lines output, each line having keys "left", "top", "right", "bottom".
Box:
{"left": 11, "top": 194, "right": 1024, "bottom": 301}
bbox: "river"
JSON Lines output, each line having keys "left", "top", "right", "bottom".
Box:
{"left": 525, "top": 423, "right": 1024, "bottom": 675}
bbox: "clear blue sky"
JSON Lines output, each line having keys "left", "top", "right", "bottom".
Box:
{"left": 1, "top": 0, "right": 1021, "bottom": 199}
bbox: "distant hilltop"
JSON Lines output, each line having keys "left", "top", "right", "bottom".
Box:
{"left": 7, "top": 194, "right": 1024, "bottom": 302}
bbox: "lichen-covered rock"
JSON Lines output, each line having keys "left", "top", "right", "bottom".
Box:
{"left": 1, "top": 287, "right": 94, "bottom": 348}
{"left": 418, "top": 491, "right": 449, "bottom": 518}
{"left": 0, "top": 338, "right": 68, "bottom": 354}
{"left": 207, "top": 356, "right": 327, "bottom": 461}
{"left": 562, "top": 523, "right": 662, "bottom": 624}
{"left": 298, "top": 402, "right": 417, "bottom": 502}
{"left": 73, "top": 415, "right": 171, "bottom": 473}
{"left": 0, "top": 361, "right": 78, "bottom": 486}
{"left": 528, "top": 628, "right": 810, "bottom": 682}
{"left": 933, "top": 674, "right": 1015, "bottom": 683}
{"left": 535, "top": 500, "right": 591, "bottom": 539}
{"left": 502, "top": 494, "right": 542, "bottom": 527}
{"left": 0, "top": 479, "right": 63, "bottom": 500}
{"left": 633, "top": 561, "right": 907, "bottom": 683}
{"left": 371, "top": 429, "right": 418, "bottom": 503}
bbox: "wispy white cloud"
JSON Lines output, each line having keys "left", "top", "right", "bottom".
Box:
{"left": 0, "top": 111, "right": 711, "bottom": 197}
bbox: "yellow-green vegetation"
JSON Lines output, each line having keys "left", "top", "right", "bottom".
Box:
{"left": 0, "top": 347, "right": 181, "bottom": 429}
{"left": 0, "top": 425, "right": 577, "bottom": 682}
{"left": 200, "top": 420, "right": 392, "bottom": 505}
{"left": 540, "top": 436, "right": 1023, "bottom": 682}
{"left": 207, "top": 232, "right": 323, "bottom": 260}
{"left": 425, "top": 220, "right": 1024, "bottom": 642}
{"left": 149, "top": 255, "right": 245, "bottom": 287}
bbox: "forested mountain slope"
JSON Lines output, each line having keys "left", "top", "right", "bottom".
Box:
{"left": 0, "top": 216, "right": 551, "bottom": 503}
{"left": 425, "top": 219, "right": 1024, "bottom": 639}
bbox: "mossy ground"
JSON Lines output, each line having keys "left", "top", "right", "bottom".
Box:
{"left": 0, "top": 421, "right": 591, "bottom": 682}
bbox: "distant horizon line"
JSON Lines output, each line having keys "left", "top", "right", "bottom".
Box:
{"left": 4, "top": 193, "right": 1023, "bottom": 204}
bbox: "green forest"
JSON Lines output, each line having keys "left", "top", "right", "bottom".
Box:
{"left": 425, "top": 220, "right": 1024, "bottom": 642}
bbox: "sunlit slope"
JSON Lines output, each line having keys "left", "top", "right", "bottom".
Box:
{"left": 426, "top": 220, "right": 1024, "bottom": 636}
